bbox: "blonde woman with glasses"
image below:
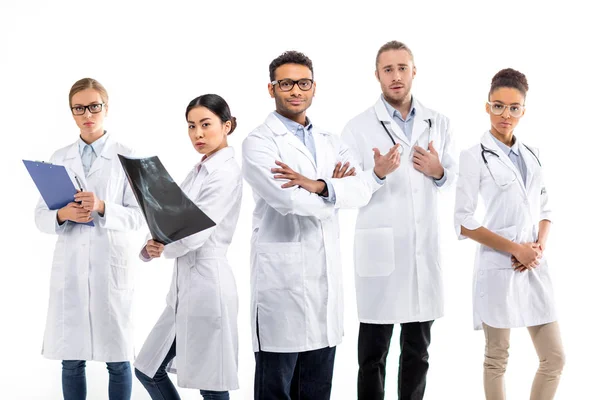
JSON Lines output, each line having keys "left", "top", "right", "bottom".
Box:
{"left": 34, "top": 78, "right": 143, "bottom": 400}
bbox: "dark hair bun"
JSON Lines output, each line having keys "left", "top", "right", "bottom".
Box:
{"left": 228, "top": 116, "right": 237, "bottom": 135}
{"left": 185, "top": 94, "right": 235, "bottom": 136}
{"left": 490, "top": 68, "right": 529, "bottom": 96}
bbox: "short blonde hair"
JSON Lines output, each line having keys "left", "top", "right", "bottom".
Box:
{"left": 376, "top": 41, "right": 414, "bottom": 68}
{"left": 68, "top": 78, "right": 108, "bottom": 107}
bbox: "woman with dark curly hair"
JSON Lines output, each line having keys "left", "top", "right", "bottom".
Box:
{"left": 454, "top": 68, "right": 565, "bottom": 399}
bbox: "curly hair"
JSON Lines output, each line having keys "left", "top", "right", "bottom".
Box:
{"left": 269, "top": 51, "right": 314, "bottom": 81}
{"left": 490, "top": 68, "right": 529, "bottom": 98}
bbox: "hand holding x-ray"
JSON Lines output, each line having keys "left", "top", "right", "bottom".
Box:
{"left": 145, "top": 239, "right": 165, "bottom": 259}
{"left": 118, "top": 154, "right": 216, "bottom": 245}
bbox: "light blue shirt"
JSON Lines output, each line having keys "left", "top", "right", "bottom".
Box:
{"left": 274, "top": 112, "right": 336, "bottom": 202}
{"left": 382, "top": 95, "right": 416, "bottom": 141}
{"left": 491, "top": 134, "right": 527, "bottom": 185}
{"left": 78, "top": 131, "right": 108, "bottom": 177}
{"left": 381, "top": 96, "right": 447, "bottom": 186}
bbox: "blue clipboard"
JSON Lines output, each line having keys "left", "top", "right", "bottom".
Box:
{"left": 23, "top": 160, "right": 94, "bottom": 226}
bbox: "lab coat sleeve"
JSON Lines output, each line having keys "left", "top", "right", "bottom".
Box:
{"left": 97, "top": 177, "right": 144, "bottom": 231}
{"left": 341, "top": 124, "right": 385, "bottom": 185}
{"left": 434, "top": 117, "right": 458, "bottom": 191}
{"left": 242, "top": 133, "right": 335, "bottom": 220}
{"left": 34, "top": 197, "right": 72, "bottom": 235}
{"left": 340, "top": 124, "right": 365, "bottom": 169}
{"left": 162, "top": 168, "right": 242, "bottom": 259}
{"left": 454, "top": 149, "right": 482, "bottom": 239}
{"left": 329, "top": 134, "right": 384, "bottom": 209}
{"left": 34, "top": 151, "right": 72, "bottom": 235}
{"left": 538, "top": 150, "right": 552, "bottom": 222}
{"left": 138, "top": 232, "right": 153, "bottom": 262}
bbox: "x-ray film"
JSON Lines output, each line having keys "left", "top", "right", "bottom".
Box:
{"left": 118, "top": 154, "right": 216, "bottom": 244}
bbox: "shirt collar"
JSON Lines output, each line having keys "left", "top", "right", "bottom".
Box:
{"left": 195, "top": 146, "right": 235, "bottom": 174}
{"left": 78, "top": 131, "right": 109, "bottom": 157}
{"left": 381, "top": 94, "right": 415, "bottom": 122}
{"left": 274, "top": 111, "right": 312, "bottom": 135}
{"left": 490, "top": 132, "right": 520, "bottom": 157}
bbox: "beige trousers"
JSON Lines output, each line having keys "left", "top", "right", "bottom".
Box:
{"left": 482, "top": 322, "right": 565, "bottom": 400}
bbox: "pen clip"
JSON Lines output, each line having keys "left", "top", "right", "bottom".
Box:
{"left": 74, "top": 176, "right": 84, "bottom": 192}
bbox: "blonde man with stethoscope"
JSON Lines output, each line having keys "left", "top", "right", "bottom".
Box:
{"left": 341, "top": 40, "right": 458, "bottom": 400}
{"left": 454, "top": 68, "right": 565, "bottom": 400}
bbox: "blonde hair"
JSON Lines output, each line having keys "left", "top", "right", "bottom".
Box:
{"left": 68, "top": 78, "right": 109, "bottom": 107}
{"left": 376, "top": 41, "right": 414, "bottom": 68}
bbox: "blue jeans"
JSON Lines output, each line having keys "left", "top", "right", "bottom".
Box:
{"left": 135, "top": 339, "right": 229, "bottom": 400}
{"left": 254, "top": 346, "right": 336, "bottom": 400}
{"left": 62, "top": 360, "right": 132, "bottom": 400}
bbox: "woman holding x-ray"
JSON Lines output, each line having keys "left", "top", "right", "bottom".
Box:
{"left": 454, "top": 68, "right": 565, "bottom": 399}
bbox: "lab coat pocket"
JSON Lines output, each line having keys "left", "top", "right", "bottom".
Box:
{"left": 481, "top": 226, "right": 517, "bottom": 270}
{"left": 110, "top": 257, "right": 131, "bottom": 290}
{"left": 49, "top": 242, "right": 66, "bottom": 289}
{"left": 355, "top": 227, "right": 395, "bottom": 277}
{"left": 189, "top": 262, "right": 221, "bottom": 317}
{"left": 256, "top": 242, "right": 303, "bottom": 292}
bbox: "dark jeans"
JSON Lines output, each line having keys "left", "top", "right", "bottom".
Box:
{"left": 254, "top": 346, "right": 336, "bottom": 400}
{"left": 62, "top": 360, "right": 132, "bottom": 400}
{"left": 135, "top": 339, "right": 229, "bottom": 400}
{"left": 357, "top": 321, "right": 434, "bottom": 400}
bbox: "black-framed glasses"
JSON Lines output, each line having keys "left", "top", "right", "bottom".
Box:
{"left": 71, "top": 103, "right": 105, "bottom": 116}
{"left": 487, "top": 101, "right": 525, "bottom": 118}
{"left": 271, "top": 78, "right": 314, "bottom": 92}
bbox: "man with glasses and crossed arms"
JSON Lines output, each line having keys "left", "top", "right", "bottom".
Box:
{"left": 242, "top": 50, "right": 400, "bottom": 400}
{"left": 341, "top": 41, "right": 458, "bottom": 400}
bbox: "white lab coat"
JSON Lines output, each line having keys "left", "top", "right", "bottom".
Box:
{"left": 454, "top": 131, "right": 557, "bottom": 330}
{"left": 35, "top": 135, "right": 143, "bottom": 361}
{"left": 242, "top": 112, "right": 384, "bottom": 353}
{"left": 341, "top": 97, "right": 458, "bottom": 323}
{"left": 134, "top": 147, "right": 242, "bottom": 391}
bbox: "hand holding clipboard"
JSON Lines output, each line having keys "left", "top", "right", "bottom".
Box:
{"left": 23, "top": 160, "right": 94, "bottom": 226}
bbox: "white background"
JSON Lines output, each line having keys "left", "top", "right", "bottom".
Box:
{"left": 1, "top": 1, "right": 598, "bottom": 398}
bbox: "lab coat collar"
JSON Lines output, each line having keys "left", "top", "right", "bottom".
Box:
{"left": 481, "top": 131, "right": 527, "bottom": 193}
{"left": 264, "top": 111, "right": 318, "bottom": 170}
{"left": 78, "top": 131, "right": 109, "bottom": 157}
{"left": 195, "top": 146, "right": 235, "bottom": 175}
{"left": 375, "top": 96, "right": 434, "bottom": 123}
{"left": 265, "top": 112, "right": 295, "bottom": 136}
{"left": 374, "top": 97, "right": 409, "bottom": 145}
{"left": 489, "top": 133, "right": 521, "bottom": 157}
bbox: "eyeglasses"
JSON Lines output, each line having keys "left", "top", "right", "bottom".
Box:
{"left": 487, "top": 101, "right": 525, "bottom": 118}
{"left": 271, "top": 78, "right": 314, "bottom": 92}
{"left": 71, "top": 103, "right": 105, "bottom": 116}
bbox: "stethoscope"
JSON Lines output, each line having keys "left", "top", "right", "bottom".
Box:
{"left": 480, "top": 143, "right": 541, "bottom": 188}
{"left": 480, "top": 143, "right": 541, "bottom": 166}
{"left": 380, "top": 118, "right": 433, "bottom": 154}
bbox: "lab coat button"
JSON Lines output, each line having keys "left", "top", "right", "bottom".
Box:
{"left": 479, "top": 270, "right": 484, "bottom": 276}
{"left": 480, "top": 292, "right": 485, "bottom": 297}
